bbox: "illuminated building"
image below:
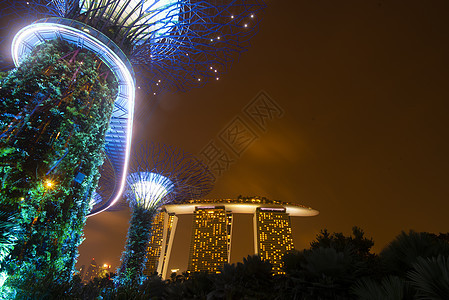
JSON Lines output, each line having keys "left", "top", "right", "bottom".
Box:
{"left": 80, "top": 259, "right": 111, "bottom": 282}
{"left": 83, "top": 258, "right": 98, "bottom": 283}
{"left": 143, "top": 210, "right": 176, "bottom": 276}
{"left": 188, "top": 206, "right": 229, "bottom": 273}
{"left": 143, "top": 212, "right": 165, "bottom": 275}
{"left": 144, "top": 212, "right": 175, "bottom": 276}
{"left": 254, "top": 207, "right": 294, "bottom": 274}
{"left": 143, "top": 197, "right": 318, "bottom": 278}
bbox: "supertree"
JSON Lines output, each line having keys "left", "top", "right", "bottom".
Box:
{"left": 116, "top": 142, "right": 214, "bottom": 287}
{"left": 0, "top": 0, "right": 265, "bottom": 294}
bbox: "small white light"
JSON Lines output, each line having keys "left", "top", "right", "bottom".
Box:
{"left": 153, "top": 92, "right": 156, "bottom": 95}
{"left": 216, "top": 77, "right": 219, "bottom": 80}
{"left": 217, "top": 36, "right": 221, "bottom": 40}
{"left": 244, "top": 24, "right": 248, "bottom": 28}
{"left": 210, "top": 39, "right": 213, "bottom": 42}
{"left": 214, "top": 70, "right": 217, "bottom": 73}
{"left": 198, "top": 78, "right": 201, "bottom": 81}
{"left": 231, "top": 15, "right": 234, "bottom": 19}
{"left": 210, "top": 66, "right": 213, "bottom": 70}
{"left": 158, "top": 80, "right": 161, "bottom": 82}
{"left": 251, "top": 14, "right": 254, "bottom": 18}
{"left": 138, "top": 86, "right": 141, "bottom": 89}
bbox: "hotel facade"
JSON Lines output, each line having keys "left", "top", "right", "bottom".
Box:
{"left": 143, "top": 197, "right": 319, "bottom": 278}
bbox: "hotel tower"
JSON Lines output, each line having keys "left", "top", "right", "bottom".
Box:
{"left": 143, "top": 197, "right": 318, "bottom": 277}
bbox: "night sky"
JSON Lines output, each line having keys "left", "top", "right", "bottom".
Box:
{"left": 74, "top": 0, "right": 449, "bottom": 270}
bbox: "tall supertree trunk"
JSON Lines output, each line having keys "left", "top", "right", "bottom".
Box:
{"left": 0, "top": 39, "right": 117, "bottom": 294}
{"left": 116, "top": 206, "right": 156, "bottom": 287}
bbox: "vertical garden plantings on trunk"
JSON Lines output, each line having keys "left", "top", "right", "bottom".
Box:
{"left": 0, "top": 40, "right": 117, "bottom": 295}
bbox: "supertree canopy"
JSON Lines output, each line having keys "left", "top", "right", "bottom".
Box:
{"left": 1, "top": 0, "right": 265, "bottom": 94}
{"left": 0, "top": 0, "right": 264, "bottom": 295}
{"left": 128, "top": 172, "right": 175, "bottom": 210}
{"left": 116, "top": 142, "right": 214, "bottom": 286}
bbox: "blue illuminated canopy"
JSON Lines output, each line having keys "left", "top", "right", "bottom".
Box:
{"left": 128, "top": 172, "right": 175, "bottom": 210}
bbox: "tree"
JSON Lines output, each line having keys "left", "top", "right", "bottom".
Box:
{"left": 310, "top": 226, "right": 375, "bottom": 260}
{"left": 380, "top": 231, "right": 449, "bottom": 277}
{"left": 282, "top": 227, "right": 378, "bottom": 299}
{"left": 208, "top": 255, "right": 274, "bottom": 299}
{"left": 283, "top": 247, "right": 360, "bottom": 299}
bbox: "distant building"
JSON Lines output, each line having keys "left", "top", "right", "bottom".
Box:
{"left": 143, "top": 197, "right": 318, "bottom": 278}
{"left": 83, "top": 258, "right": 98, "bottom": 283}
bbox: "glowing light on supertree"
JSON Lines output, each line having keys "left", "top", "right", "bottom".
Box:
{"left": 0, "top": 0, "right": 264, "bottom": 293}
{"left": 128, "top": 172, "right": 175, "bottom": 210}
{"left": 116, "top": 142, "right": 214, "bottom": 286}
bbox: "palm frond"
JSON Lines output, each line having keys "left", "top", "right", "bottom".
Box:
{"left": 408, "top": 255, "right": 449, "bottom": 299}
{"left": 380, "top": 231, "right": 449, "bottom": 276}
{"left": 351, "top": 275, "right": 412, "bottom": 300}
{"left": 0, "top": 210, "right": 20, "bottom": 262}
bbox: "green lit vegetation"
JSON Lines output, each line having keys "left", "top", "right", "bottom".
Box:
{"left": 0, "top": 39, "right": 117, "bottom": 297}
{"left": 115, "top": 206, "right": 156, "bottom": 288}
